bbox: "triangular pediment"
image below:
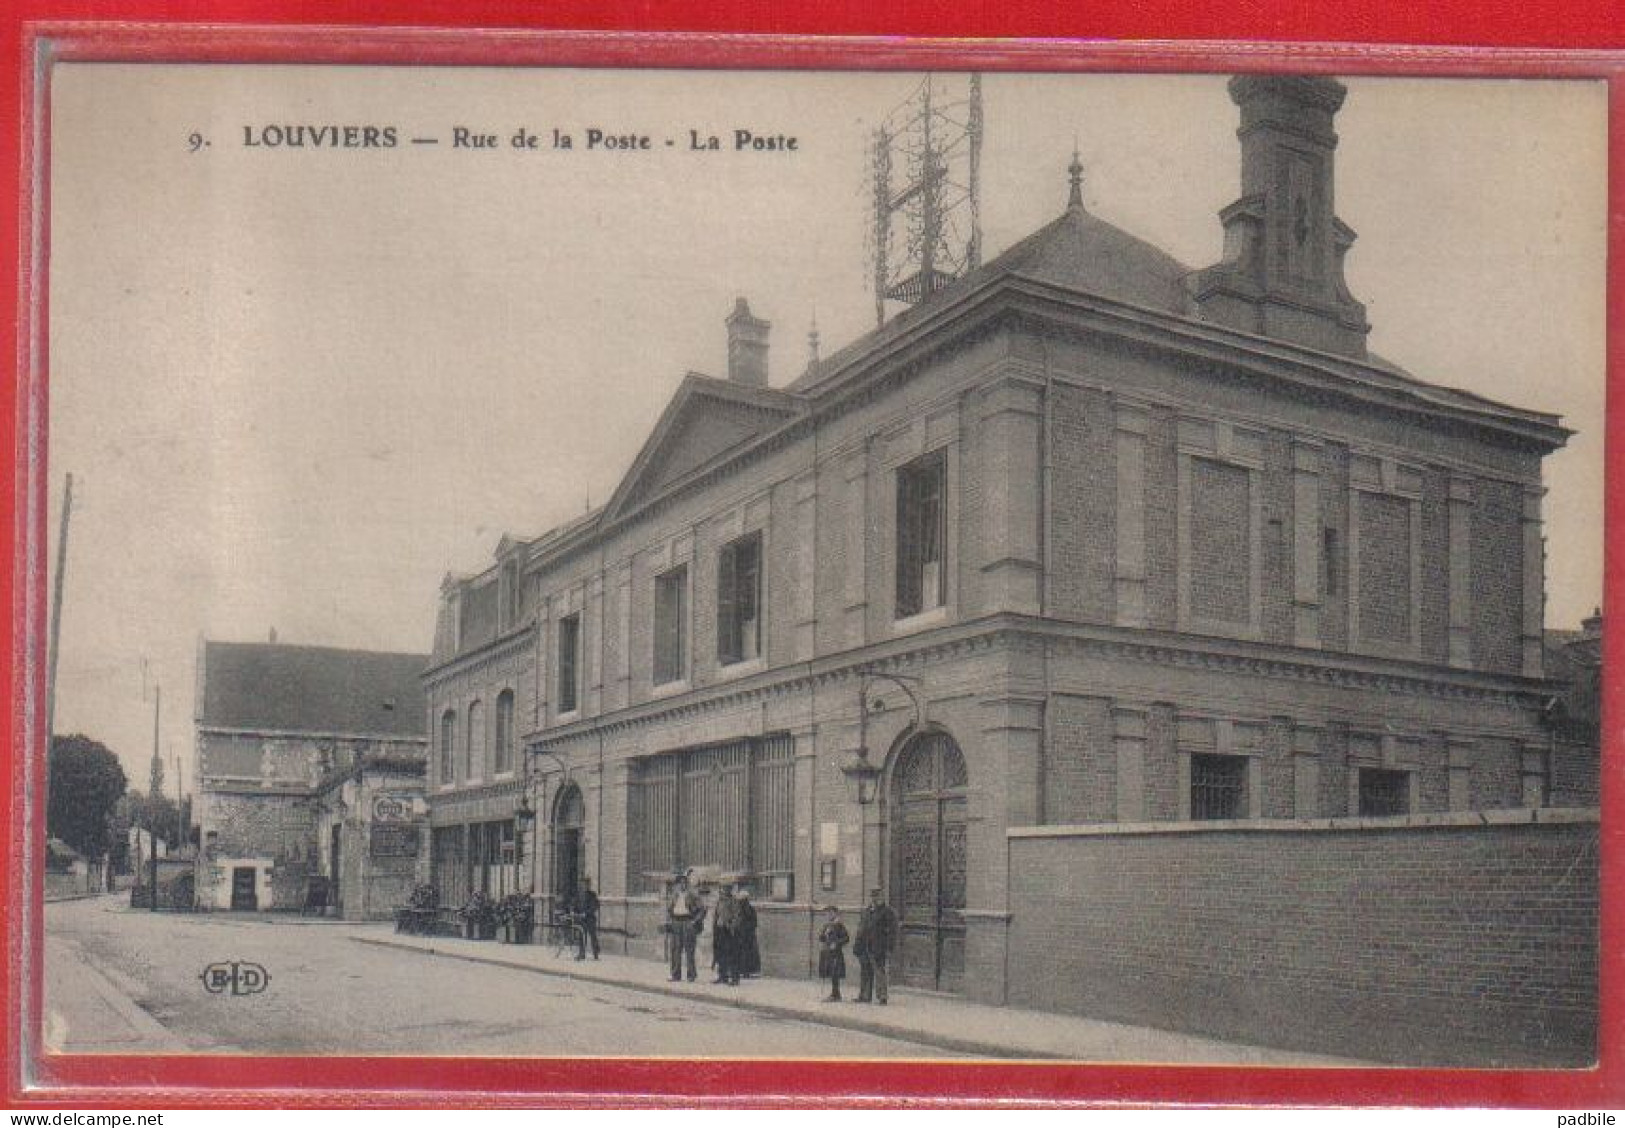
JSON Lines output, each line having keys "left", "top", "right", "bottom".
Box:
{"left": 604, "top": 374, "right": 802, "bottom": 520}
{"left": 494, "top": 534, "right": 527, "bottom": 561}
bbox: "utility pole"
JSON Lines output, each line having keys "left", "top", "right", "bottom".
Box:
{"left": 44, "top": 473, "right": 73, "bottom": 759}
{"left": 149, "top": 683, "right": 160, "bottom": 912}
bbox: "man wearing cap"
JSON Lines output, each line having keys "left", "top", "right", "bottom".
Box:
{"left": 665, "top": 870, "right": 706, "bottom": 982}
{"left": 853, "top": 885, "right": 898, "bottom": 1004}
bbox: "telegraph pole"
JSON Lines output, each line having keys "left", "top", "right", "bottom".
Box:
{"left": 44, "top": 473, "right": 72, "bottom": 756}
{"left": 149, "top": 684, "right": 160, "bottom": 911}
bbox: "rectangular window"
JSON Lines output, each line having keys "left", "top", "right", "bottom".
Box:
{"left": 1358, "top": 768, "right": 1411, "bottom": 817}
{"left": 557, "top": 613, "right": 581, "bottom": 714}
{"left": 439, "top": 711, "right": 457, "bottom": 785}
{"left": 653, "top": 565, "right": 689, "bottom": 686}
{"left": 430, "top": 825, "right": 469, "bottom": 907}
{"left": 1190, "top": 753, "right": 1247, "bottom": 820}
{"left": 717, "top": 532, "right": 762, "bottom": 665}
{"left": 895, "top": 450, "right": 946, "bottom": 619}
{"left": 1323, "top": 526, "right": 1340, "bottom": 598}
{"left": 493, "top": 690, "right": 514, "bottom": 775}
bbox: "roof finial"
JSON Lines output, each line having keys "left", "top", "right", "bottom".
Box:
{"left": 1067, "top": 143, "right": 1084, "bottom": 209}
{"left": 807, "top": 309, "right": 821, "bottom": 367}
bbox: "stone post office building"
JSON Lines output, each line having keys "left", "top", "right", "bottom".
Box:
{"left": 421, "top": 76, "right": 1598, "bottom": 1063}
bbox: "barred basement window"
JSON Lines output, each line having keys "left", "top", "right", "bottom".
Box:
{"left": 717, "top": 532, "right": 762, "bottom": 666}
{"left": 557, "top": 613, "right": 581, "bottom": 714}
{"left": 626, "top": 734, "right": 795, "bottom": 899}
{"left": 653, "top": 564, "right": 688, "bottom": 686}
{"left": 895, "top": 450, "right": 946, "bottom": 619}
{"left": 1190, "top": 753, "right": 1247, "bottom": 820}
{"left": 1358, "top": 768, "right": 1411, "bottom": 817}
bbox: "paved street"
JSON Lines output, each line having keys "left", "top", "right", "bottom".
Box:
{"left": 43, "top": 895, "right": 958, "bottom": 1057}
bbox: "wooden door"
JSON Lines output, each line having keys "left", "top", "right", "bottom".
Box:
{"left": 230, "top": 866, "right": 258, "bottom": 911}
{"left": 889, "top": 731, "right": 968, "bottom": 992}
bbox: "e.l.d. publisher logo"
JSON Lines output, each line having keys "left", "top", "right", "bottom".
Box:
{"left": 200, "top": 960, "right": 271, "bottom": 996}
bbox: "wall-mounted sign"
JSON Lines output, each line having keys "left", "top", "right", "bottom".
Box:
{"left": 371, "top": 792, "right": 414, "bottom": 823}
{"left": 819, "top": 821, "right": 839, "bottom": 857}
{"left": 370, "top": 824, "right": 421, "bottom": 858}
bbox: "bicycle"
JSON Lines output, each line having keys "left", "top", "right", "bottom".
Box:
{"left": 538, "top": 913, "right": 589, "bottom": 960}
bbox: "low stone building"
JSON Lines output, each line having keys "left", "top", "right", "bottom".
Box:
{"left": 194, "top": 640, "right": 428, "bottom": 917}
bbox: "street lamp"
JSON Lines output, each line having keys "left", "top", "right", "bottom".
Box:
{"left": 838, "top": 750, "right": 883, "bottom": 806}
{"left": 839, "top": 671, "right": 925, "bottom": 807}
{"left": 838, "top": 670, "right": 925, "bottom": 898}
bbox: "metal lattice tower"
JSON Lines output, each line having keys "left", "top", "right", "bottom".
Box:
{"left": 869, "top": 73, "right": 983, "bottom": 326}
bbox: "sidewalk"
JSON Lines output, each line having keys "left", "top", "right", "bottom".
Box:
{"left": 354, "top": 932, "right": 1363, "bottom": 1065}
{"left": 44, "top": 932, "right": 189, "bottom": 1053}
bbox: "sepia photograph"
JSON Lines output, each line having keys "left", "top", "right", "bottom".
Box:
{"left": 34, "top": 58, "right": 1605, "bottom": 1073}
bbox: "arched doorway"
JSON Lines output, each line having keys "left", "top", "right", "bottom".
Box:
{"left": 887, "top": 728, "right": 968, "bottom": 993}
{"left": 550, "top": 783, "right": 586, "bottom": 917}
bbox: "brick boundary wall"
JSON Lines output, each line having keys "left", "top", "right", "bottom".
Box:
{"left": 1007, "top": 809, "right": 1599, "bottom": 1067}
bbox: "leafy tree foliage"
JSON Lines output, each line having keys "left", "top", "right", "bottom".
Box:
{"left": 47, "top": 734, "right": 127, "bottom": 857}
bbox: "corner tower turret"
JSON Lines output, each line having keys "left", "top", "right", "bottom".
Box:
{"left": 1188, "top": 75, "right": 1370, "bottom": 357}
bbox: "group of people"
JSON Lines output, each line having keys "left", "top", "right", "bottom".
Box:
{"left": 662, "top": 871, "right": 760, "bottom": 985}
{"left": 660, "top": 872, "right": 901, "bottom": 1005}
{"left": 816, "top": 887, "right": 899, "bottom": 1004}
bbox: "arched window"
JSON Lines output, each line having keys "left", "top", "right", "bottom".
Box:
{"left": 467, "top": 700, "right": 485, "bottom": 781}
{"left": 494, "top": 690, "right": 515, "bottom": 775}
{"left": 439, "top": 710, "right": 457, "bottom": 785}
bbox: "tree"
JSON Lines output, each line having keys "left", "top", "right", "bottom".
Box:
{"left": 48, "top": 734, "right": 127, "bottom": 858}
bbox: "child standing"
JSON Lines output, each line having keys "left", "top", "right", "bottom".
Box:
{"left": 817, "top": 905, "right": 850, "bottom": 1002}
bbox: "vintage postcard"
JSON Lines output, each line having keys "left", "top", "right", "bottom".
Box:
{"left": 29, "top": 47, "right": 1607, "bottom": 1091}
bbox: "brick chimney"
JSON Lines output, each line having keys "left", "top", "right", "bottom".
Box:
{"left": 1188, "top": 76, "right": 1370, "bottom": 358}
{"left": 726, "top": 297, "right": 770, "bottom": 387}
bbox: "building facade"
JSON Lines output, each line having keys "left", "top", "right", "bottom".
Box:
{"left": 421, "top": 76, "right": 1594, "bottom": 1024}
{"left": 194, "top": 640, "right": 429, "bottom": 917}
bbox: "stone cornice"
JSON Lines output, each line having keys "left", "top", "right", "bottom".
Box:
{"left": 1000, "top": 278, "right": 1569, "bottom": 452}
{"left": 427, "top": 777, "right": 525, "bottom": 807}
{"left": 197, "top": 724, "right": 427, "bottom": 745}
{"left": 521, "top": 613, "right": 1554, "bottom": 750}
{"left": 424, "top": 626, "right": 534, "bottom": 685}
{"left": 1010, "top": 806, "right": 1599, "bottom": 839}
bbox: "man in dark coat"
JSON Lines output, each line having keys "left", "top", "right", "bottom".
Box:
{"left": 573, "top": 877, "right": 600, "bottom": 961}
{"left": 854, "top": 886, "right": 898, "bottom": 1004}
{"left": 733, "top": 888, "right": 760, "bottom": 981}
{"left": 665, "top": 871, "right": 706, "bottom": 982}
{"left": 711, "top": 884, "right": 740, "bottom": 984}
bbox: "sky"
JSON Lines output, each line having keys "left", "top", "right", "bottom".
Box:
{"left": 43, "top": 66, "right": 1608, "bottom": 788}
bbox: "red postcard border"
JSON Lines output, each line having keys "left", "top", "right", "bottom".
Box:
{"left": 4, "top": 19, "right": 1621, "bottom": 1110}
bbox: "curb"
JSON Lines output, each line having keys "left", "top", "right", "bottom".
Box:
{"left": 352, "top": 935, "right": 1056, "bottom": 1060}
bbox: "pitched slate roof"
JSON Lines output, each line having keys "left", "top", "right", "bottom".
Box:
{"left": 789, "top": 193, "right": 1193, "bottom": 394}
{"left": 199, "top": 641, "right": 428, "bottom": 738}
